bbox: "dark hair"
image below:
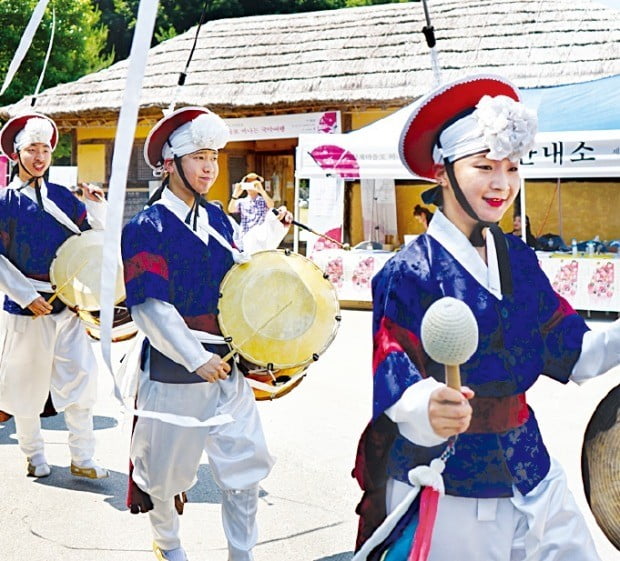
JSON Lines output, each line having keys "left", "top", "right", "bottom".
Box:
{"left": 413, "top": 204, "right": 434, "bottom": 223}
{"left": 513, "top": 214, "right": 539, "bottom": 249}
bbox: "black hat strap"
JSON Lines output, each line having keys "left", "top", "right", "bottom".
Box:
{"left": 444, "top": 160, "right": 513, "bottom": 296}
{"left": 17, "top": 153, "right": 44, "bottom": 209}
{"left": 173, "top": 154, "right": 201, "bottom": 231}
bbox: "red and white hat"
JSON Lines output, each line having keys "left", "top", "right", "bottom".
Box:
{"left": 144, "top": 106, "right": 230, "bottom": 171}
{"left": 0, "top": 113, "right": 58, "bottom": 158}
{"left": 399, "top": 75, "right": 537, "bottom": 181}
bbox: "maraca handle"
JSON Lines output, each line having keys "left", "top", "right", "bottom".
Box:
{"left": 445, "top": 364, "right": 461, "bottom": 391}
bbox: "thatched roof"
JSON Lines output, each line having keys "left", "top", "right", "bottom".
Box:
{"left": 2, "top": 0, "right": 619, "bottom": 125}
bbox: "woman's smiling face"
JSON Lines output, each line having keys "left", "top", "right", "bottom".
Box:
{"left": 436, "top": 151, "right": 521, "bottom": 236}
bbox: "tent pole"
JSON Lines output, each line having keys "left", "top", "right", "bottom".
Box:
{"left": 293, "top": 172, "right": 300, "bottom": 254}
{"left": 557, "top": 178, "right": 563, "bottom": 240}
{"left": 520, "top": 178, "right": 526, "bottom": 244}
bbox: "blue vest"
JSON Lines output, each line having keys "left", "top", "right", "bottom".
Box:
{"left": 0, "top": 183, "right": 89, "bottom": 314}
{"left": 121, "top": 201, "right": 235, "bottom": 318}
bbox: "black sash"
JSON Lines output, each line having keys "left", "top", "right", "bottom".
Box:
{"left": 15, "top": 292, "right": 67, "bottom": 316}
{"left": 146, "top": 339, "right": 232, "bottom": 384}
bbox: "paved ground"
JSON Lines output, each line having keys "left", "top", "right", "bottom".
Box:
{"left": 0, "top": 310, "right": 618, "bottom": 560}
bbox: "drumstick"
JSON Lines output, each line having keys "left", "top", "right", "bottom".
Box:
{"left": 270, "top": 209, "right": 350, "bottom": 250}
{"left": 220, "top": 299, "right": 293, "bottom": 363}
{"left": 31, "top": 260, "right": 89, "bottom": 319}
{"left": 293, "top": 220, "right": 350, "bottom": 250}
{"left": 80, "top": 182, "right": 106, "bottom": 203}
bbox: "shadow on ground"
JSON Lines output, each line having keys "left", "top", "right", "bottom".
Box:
{"left": 0, "top": 414, "right": 117, "bottom": 446}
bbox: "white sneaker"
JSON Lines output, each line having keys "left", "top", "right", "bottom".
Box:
{"left": 152, "top": 543, "right": 188, "bottom": 561}
{"left": 27, "top": 455, "right": 51, "bottom": 478}
{"left": 70, "top": 459, "right": 109, "bottom": 479}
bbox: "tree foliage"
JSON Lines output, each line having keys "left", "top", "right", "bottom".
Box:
{"left": 0, "top": 0, "right": 112, "bottom": 107}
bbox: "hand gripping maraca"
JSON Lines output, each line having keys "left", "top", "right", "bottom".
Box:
{"left": 420, "top": 297, "right": 479, "bottom": 390}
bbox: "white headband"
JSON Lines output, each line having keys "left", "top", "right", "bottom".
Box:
{"left": 162, "top": 113, "right": 229, "bottom": 161}
{"left": 14, "top": 117, "right": 55, "bottom": 152}
{"left": 432, "top": 95, "right": 537, "bottom": 164}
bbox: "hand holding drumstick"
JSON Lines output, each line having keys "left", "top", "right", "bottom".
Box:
{"left": 27, "top": 295, "right": 53, "bottom": 317}
{"left": 196, "top": 300, "right": 294, "bottom": 383}
{"left": 196, "top": 355, "right": 231, "bottom": 383}
{"left": 79, "top": 182, "right": 106, "bottom": 202}
{"left": 30, "top": 260, "right": 89, "bottom": 319}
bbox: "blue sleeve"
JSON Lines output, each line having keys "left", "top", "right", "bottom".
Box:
{"left": 371, "top": 256, "right": 435, "bottom": 419}
{"left": 519, "top": 242, "right": 589, "bottom": 383}
{"left": 121, "top": 213, "right": 171, "bottom": 308}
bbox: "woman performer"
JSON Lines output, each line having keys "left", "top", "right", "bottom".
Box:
{"left": 353, "top": 75, "right": 620, "bottom": 560}
{"left": 121, "top": 106, "right": 291, "bottom": 561}
{"left": 0, "top": 113, "right": 109, "bottom": 479}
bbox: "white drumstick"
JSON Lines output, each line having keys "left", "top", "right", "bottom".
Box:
{"left": 420, "top": 297, "right": 479, "bottom": 390}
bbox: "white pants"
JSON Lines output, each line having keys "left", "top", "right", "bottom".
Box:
{"left": 0, "top": 310, "right": 98, "bottom": 461}
{"left": 131, "top": 366, "right": 274, "bottom": 559}
{"left": 386, "top": 460, "right": 601, "bottom": 561}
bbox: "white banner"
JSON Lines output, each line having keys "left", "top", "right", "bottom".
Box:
{"left": 307, "top": 176, "right": 344, "bottom": 256}
{"left": 517, "top": 130, "right": 620, "bottom": 179}
{"left": 227, "top": 111, "right": 341, "bottom": 141}
{"left": 1, "top": 0, "right": 51, "bottom": 96}
{"left": 361, "top": 178, "right": 398, "bottom": 245}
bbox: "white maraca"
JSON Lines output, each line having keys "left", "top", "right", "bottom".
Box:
{"left": 420, "top": 296, "right": 479, "bottom": 390}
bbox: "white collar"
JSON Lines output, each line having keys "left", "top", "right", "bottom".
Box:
{"left": 426, "top": 209, "right": 502, "bottom": 299}
{"left": 8, "top": 176, "right": 81, "bottom": 234}
{"left": 155, "top": 188, "right": 249, "bottom": 264}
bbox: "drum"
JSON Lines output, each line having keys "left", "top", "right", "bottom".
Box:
{"left": 219, "top": 249, "right": 341, "bottom": 399}
{"left": 49, "top": 229, "right": 126, "bottom": 311}
{"left": 581, "top": 384, "right": 620, "bottom": 549}
{"left": 79, "top": 305, "right": 138, "bottom": 343}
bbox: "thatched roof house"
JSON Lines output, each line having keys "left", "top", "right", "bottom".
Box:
{"left": 1, "top": 0, "right": 619, "bottom": 125}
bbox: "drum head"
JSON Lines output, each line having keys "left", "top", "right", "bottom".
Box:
{"left": 218, "top": 250, "right": 340, "bottom": 369}
{"left": 581, "top": 384, "right": 620, "bottom": 549}
{"left": 49, "top": 230, "right": 125, "bottom": 311}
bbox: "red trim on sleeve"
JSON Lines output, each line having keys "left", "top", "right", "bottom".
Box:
{"left": 76, "top": 209, "right": 87, "bottom": 227}
{"left": 124, "top": 251, "right": 169, "bottom": 283}
{"left": 0, "top": 230, "right": 9, "bottom": 249}
{"left": 372, "top": 316, "right": 426, "bottom": 376}
{"left": 542, "top": 293, "right": 577, "bottom": 334}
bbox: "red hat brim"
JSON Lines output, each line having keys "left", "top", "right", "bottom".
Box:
{"left": 399, "top": 75, "right": 520, "bottom": 180}
{"left": 0, "top": 113, "right": 58, "bottom": 158}
{"left": 144, "top": 106, "right": 212, "bottom": 169}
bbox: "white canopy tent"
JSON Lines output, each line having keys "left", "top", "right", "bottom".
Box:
{"left": 294, "top": 76, "right": 620, "bottom": 249}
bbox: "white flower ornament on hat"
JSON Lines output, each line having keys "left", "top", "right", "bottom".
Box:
{"left": 189, "top": 113, "right": 229, "bottom": 150}
{"left": 14, "top": 117, "right": 56, "bottom": 151}
{"left": 473, "top": 95, "right": 537, "bottom": 162}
